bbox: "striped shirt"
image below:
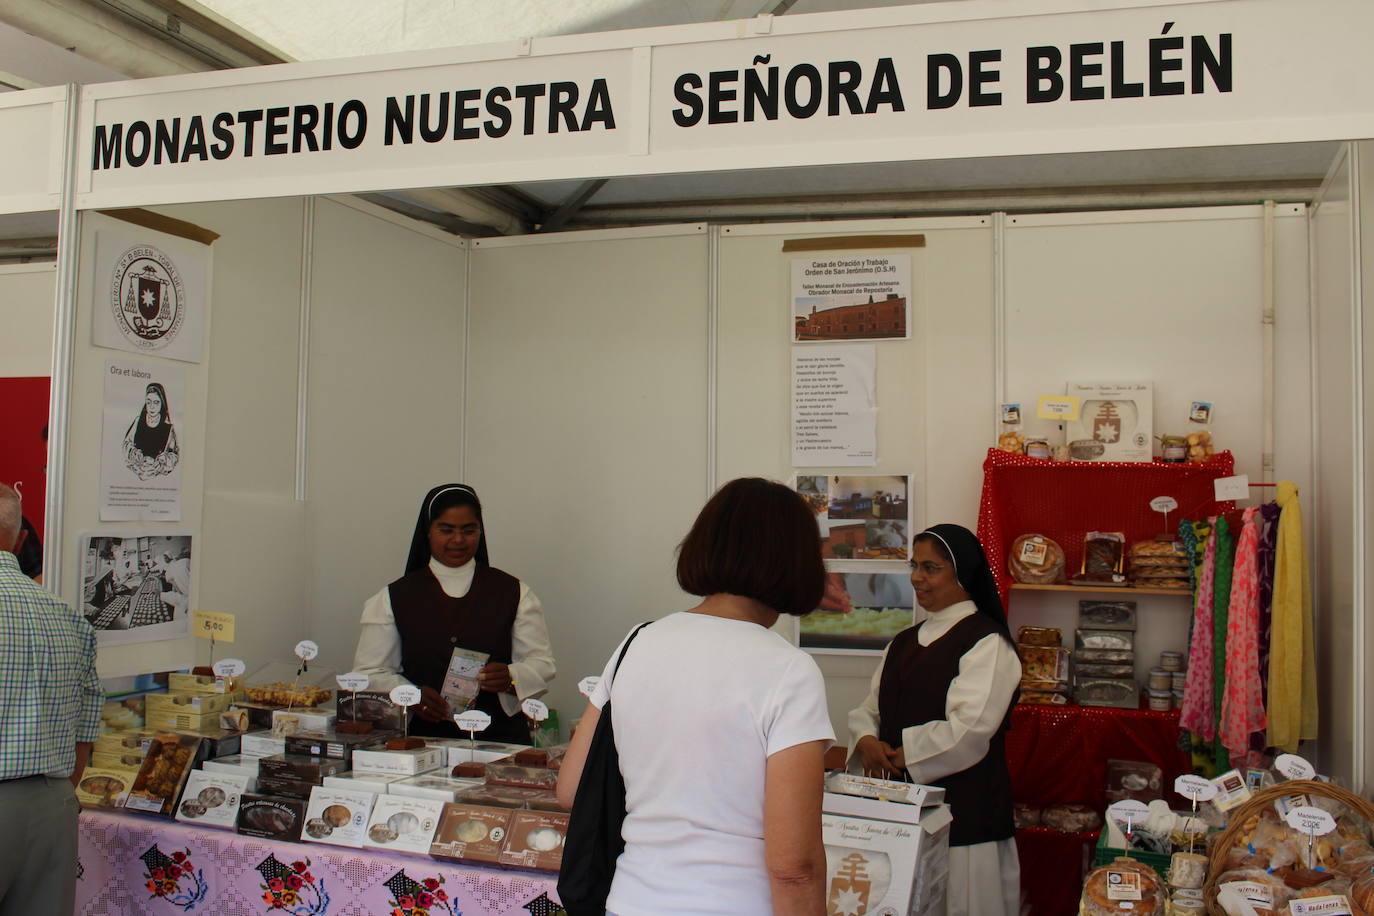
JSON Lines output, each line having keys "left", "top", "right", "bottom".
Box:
{"left": 0, "top": 551, "right": 103, "bottom": 778}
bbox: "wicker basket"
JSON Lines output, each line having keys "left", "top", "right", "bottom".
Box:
{"left": 1202, "top": 779, "right": 1374, "bottom": 916}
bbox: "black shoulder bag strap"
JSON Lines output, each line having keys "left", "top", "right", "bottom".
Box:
{"left": 556, "top": 622, "right": 651, "bottom": 916}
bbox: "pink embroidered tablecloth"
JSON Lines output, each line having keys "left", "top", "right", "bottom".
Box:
{"left": 76, "top": 808, "right": 562, "bottom": 916}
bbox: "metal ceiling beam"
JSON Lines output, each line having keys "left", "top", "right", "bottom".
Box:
{"left": 0, "top": 236, "right": 59, "bottom": 262}
{"left": 537, "top": 179, "right": 609, "bottom": 233}
{"left": 353, "top": 194, "right": 508, "bottom": 238}
{"left": 89, "top": 0, "right": 289, "bottom": 69}
{"left": 557, "top": 179, "right": 1324, "bottom": 228}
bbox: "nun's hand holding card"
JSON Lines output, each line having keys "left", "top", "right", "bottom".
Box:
{"left": 441, "top": 647, "right": 490, "bottom": 711}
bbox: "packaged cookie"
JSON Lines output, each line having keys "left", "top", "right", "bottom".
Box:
{"left": 363, "top": 795, "right": 445, "bottom": 854}
{"left": 176, "top": 770, "right": 251, "bottom": 829}
{"left": 301, "top": 786, "right": 377, "bottom": 848}
{"left": 430, "top": 803, "right": 513, "bottom": 864}
{"left": 1017, "top": 646, "right": 1070, "bottom": 684}
{"left": 498, "top": 810, "right": 569, "bottom": 872}
{"left": 125, "top": 733, "right": 203, "bottom": 815}
{"left": 1016, "top": 626, "right": 1063, "bottom": 647}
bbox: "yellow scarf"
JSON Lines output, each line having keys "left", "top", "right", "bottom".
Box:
{"left": 1266, "top": 481, "right": 1317, "bottom": 751}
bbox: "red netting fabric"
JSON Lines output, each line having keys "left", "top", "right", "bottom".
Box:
{"left": 977, "top": 448, "right": 1236, "bottom": 606}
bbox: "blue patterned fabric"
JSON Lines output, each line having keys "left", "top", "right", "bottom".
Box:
{"left": 0, "top": 551, "right": 103, "bottom": 778}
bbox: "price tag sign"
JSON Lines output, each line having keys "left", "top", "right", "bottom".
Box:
{"left": 1037, "top": 394, "right": 1082, "bottom": 421}
{"left": 337, "top": 672, "right": 370, "bottom": 692}
{"left": 1214, "top": 474, "right": 1251, "bottom": 501}
{"left": 294, "top": 640, "right": 319, "bottom": 661}
{"left": 906, "top": 785, "right": 927, "bottom": 806}
{"left": 1150, "top": 496, "right": 1179, "bottom": 513}
{"left": 1108, "top": 799, "right": 1150, "bottom": 834}
{"left": 1275, "top": 754, "right": 1316, "bottom": 781}
{"left": 192, "top": 610, "right": 236, "bottom": 642}
{"left": 390, "top": 685, "right": 422, "bottom": 707}
{"left": 521, "top": 698, "right": 549, "bottom": 722}
{"left": 577, "top": 676, "right": 601, "bottom": 698}
{"left": 1175, "top": 775, "right": 1219, "bottom": 802}
{"left": 454, "top": 710, "right": 492, "bottom": 733}
{"left": 212, "top": 658, "right": 246, "bottom": 678}
{"left": 1285, "top": 806, "right": 1337, "bottom": 836}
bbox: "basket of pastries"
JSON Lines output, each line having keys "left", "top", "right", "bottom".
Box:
{"left": 1204, "top": 779, "right": 1374, "bottom": 916}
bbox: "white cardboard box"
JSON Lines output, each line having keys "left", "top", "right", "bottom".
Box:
{"left": 271, "top": 708, "right": 337, "bottom": 735}
{"left": 175, "top": 770, "right": 252, "bottom": 829}
{"left": 1065, "top": 382, "right": 1154, "bottom": 462}
{"left": 820, "top": 804, "right": 952, "bottom": 916}
{"left": 362, "top": 796, "right": 446, "bottom": 855}
{"left": 425, "top": 738, "right": 532, "bottom": 768}
{"left": 200, "top": 755, "right": 259, "bottom": 792}
{"left": 300, "top": 787, "right": 377, "bottom": 848}
{"left": 351, "top": 746, "right": 445, "bottom": 777}
{"left": 240, "top": 732, "right": 286, "bottom": 758}
{"left": 323, "top": 771, "right": 404, "bottom": 795}
{"left": 389, "top": 774, "right": 484, "bottom": 803}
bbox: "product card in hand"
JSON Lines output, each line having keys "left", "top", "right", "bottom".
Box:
{"left": 441, "top": 647, "right": 489, "bottom": 711}
{"left": 364, "top": 796, "right": 446, "bottom": 854}
{"left": 176, "top": 770, "right": 251, "bottom": 829}
{"left": 301, "top": 787, "right": 377, "bottom": 848}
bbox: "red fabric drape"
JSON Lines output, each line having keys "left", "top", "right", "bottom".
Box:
{"left": 0, "top": 377, "right": 50, "bottom": 537}
{"left": 977, "top": 448, "right": 1236, "bottom": 606}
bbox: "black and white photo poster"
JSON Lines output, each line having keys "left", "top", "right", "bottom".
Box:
{"left": 80, "top": 533, "right": 192, "bottom": 646}
{"left": 91, "top": 226, "right": 208, "bottom": 364}
{"left": 100, "top": 358, "right": 185, "bottom": 521}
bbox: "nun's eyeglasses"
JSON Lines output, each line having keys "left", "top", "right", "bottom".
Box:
{"left": 909, "top": 561, "right": 946, "bottom": 575}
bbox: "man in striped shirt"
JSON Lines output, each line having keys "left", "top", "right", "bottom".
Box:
{"left": 0, "top": 483, "right": 103, "bottom": 915}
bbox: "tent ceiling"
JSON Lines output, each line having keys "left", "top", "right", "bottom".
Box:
{"left": 0, "top": 0, "right": 1345, "bottom": 241}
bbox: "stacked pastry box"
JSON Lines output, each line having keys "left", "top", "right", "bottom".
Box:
{"left": 820, "top": 773, "right": 953, "bottom": 916}
{"left": 1073, "top": 600, "right": 1140, "bottom": 709}
{"left": 1127, "top": 538, "right": 1191, "bottom": 592}
{"left": 1015, "top": 626, "right": 1070, "bottom": 705}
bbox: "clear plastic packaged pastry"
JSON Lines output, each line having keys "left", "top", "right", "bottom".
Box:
{"left": 1080, "top": 857, "right": 1164, "bottom": 916}
{"left": 1009, "top": 534, "right": 1066, "bottom": 584}
{"left": 1016, "top": 626, "right": 1063, "bottom": 647}
{"left": 1076, "top": 630, "right": 1135, "bottom": 651}
{"left": 1077, "top": 601, "right": 1138, "bottom": 631}
{"left": 1018, "top": 646, "right": 1070, "bottom": 683}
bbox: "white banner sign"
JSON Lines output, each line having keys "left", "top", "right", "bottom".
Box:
{"left": 100, "top": 358, "right": 185, "bottom": 521}
{"left": 792, "top": 344, "right": 877, "bottom": 467}
{"left": 72, "top": 0, "right": 1374, "bottom": 208}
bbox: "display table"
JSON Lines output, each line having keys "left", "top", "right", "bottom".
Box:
{"left": 1006, "top": 702, "right": 1192, "bottom": 916}
{"left": 76, "top": 807, "right": 561, "bottom": 916}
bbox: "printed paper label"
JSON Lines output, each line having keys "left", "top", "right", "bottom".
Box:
{"left": 1275, "top": 753, "right": 1316, "bottom": 781}
{"left": 337, "top": 672, "right": 370, "bottom": 692}
{"left": 1106, "top": 872, "right": 1143, "bottom": 901}
{"left": 389, "top": 685, "right": 421, "bottom": 707}
{"left": 1019, "top": 539, "right": 1048, "bottom": 564}
{"left": 1175, "top": 775, "right": 1219, "bottom": 801}
{"left": 1037, "top": 394, "right": 1082, "bottom": 420}
{"left": 1213, "top": 475, "right": 1250, "bottom": 501}
{"left": 454, "top": 710, "right": 492, "bottom": 732}
{"left": 1286, "top": 806, "right": 1337, "bottom": 836}
{"left": 212, "top": 657, "right": 245, "bottom": 677}
{"left": 192, "top": 610, "right": 236, "bottom": 642}
{"left": 1224, "top": 883, "right": 1273, "bottom": 908}
{"left": 294, "top": 639, "right": 319, "bottom": 660}
{"left": 1149, "top": 496, "right": 1178, "bottom": 513}
{"left": 521, "top": 698, "right": 549, "bottom": 721}
{"left": 577, "top": 676, "right": 600, "bottom": 698}
{"left": 1291, "top": 896, "right": 1354, "bottom": 916}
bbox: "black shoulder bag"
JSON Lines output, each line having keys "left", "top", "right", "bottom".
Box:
{"left": 556, "top": 622, "right": 650, "bottom": 916}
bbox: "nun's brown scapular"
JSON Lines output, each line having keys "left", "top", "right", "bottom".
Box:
{"left": 351, "top": 483, "right": 556, "bottom": 744}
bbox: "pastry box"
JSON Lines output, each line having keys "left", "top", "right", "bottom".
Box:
{"left": 429, "top": 803, "right": 513, "bottom": 864}
{"left": 242, "top": 661, "right": 334, "bottom": 707}
{"left": 1075, "top": 662, "right": 1136, "bottom": 679}
{"left": 168, "top": 672, "right": 243, "bottom": 695}
{"left": 498, "top": 810, "right": 569, "bottom": 872}
{"left": 323, "top": 771, "right": 403, "bottom": 795}
{"left": 285, "top": 729, "right": 390, "bottom": 763}
{"left": 1015, "top": 626, "right": 1062, "bottom": 648}
{"left": 820, "top": 808, "right": 953, "bottom": 916}
{"left": 200, "top": 754, "right": 260, "bottom": 791}
{"left": 1017, "top": 646, "right": 1069, "bottom": 683}
{"left": 1104, "top": 759, "right": 1163, "bottom": 803}
{"left": 75, "top": 766, "right": 138, "bottom": 807}
{"left": 236, "top": 793, "right": 307, "bottom": 840}
{"left": 1076, "top": 648, "right": 1135, "bottom": 665}
{"left": 257, "top": 753, "right": 350, "bottom": 782}
{"left": 145, "top": 707, "right": 225, "bottom": 733}
{"left": 254, "top": 774, "right": 320, "bottom": 801}
{"left": 336, "top": 691, "right": 409, "bottom": 731}
{"left": 240, "top": 731, "right": 286, "bottom": 758}
{"left": 301, "top": 786, "right": 377, "bottom": 847}
{"left": 389, "top": 774, "right": 483, "bottom": 803}
{"left": 146, "top": 691, "right": 235, "bottom": 717}
{"left": 271, "top": 708, "right": 336, "bottom": 736}
{"left": 456, "top": 785, "right": 558, "bottom": 810}
{"left": 363, "top": 796, "right": 445, "bottom": 855}
{"left": 90, "top": 750, "right": 147, "bottom": 772}
{"left": 1078, "top": 601, "right": 1138, "bottom": 632}
{"left": 124, "top": 734, "right": 203, "bottom": 815}
{"left": 1075, "top": 678, "right": 1141, "bottom": 709}
{"left": 176, "top": 770, "right": 252, "bottom": 829}
{"left": 484, "top": 762, "right": 557, "bottom": 790}
{"left": 431, "top": 739, "right": 532, "bottom": 769}
{"left": 1065, "top": 382, "right": 1153, "bottom": 463}
{"left": 1075, "top": 630, "right": 1135, "bottom": 652}
{"left": 351, "top": 745, "right": 445, "bottom": 777}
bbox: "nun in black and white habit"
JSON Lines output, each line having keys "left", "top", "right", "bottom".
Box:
{"left": 353, "top": 483, "right": 556, "bottom": 743}
{"left": 848, "top": 523, "right": 1023, "bottom": 916}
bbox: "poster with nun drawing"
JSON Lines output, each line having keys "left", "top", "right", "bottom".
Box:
{"left": 100, "top": 358, "right": 184, "bottom": 521}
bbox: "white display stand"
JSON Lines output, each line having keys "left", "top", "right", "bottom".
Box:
{"left": 1, "top": 0, "right": 1370, "bottom": 789}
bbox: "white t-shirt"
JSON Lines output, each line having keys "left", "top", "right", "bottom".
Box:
{"left": 589, "top": 611, "right": 835, "bottom": 916}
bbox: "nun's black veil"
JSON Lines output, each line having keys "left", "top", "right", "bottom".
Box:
{"left": 405, "top": 484, "right": 490, "bottom": 575}
{"left": 915, "top": 523, "right": 1015, "bottom": 645}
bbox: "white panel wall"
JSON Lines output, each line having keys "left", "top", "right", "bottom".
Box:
{"left": 1362, "top": 141, "right": 1374, "bottom": 792}
{"left": 1310, "top": 147, "right": 1359, "bottom": 786}
{"left": 0, "top": 262, "right": 56, "bottom": 376}
{"left": 716, "top": 217, "right": 995, "bottom": 739}
{"left": 1002, "top": 206, "right": 1313, "bottom": 685}
{"left": 303, "top": 198, "right": 468, "bottom": 677}
{"left": 465, "top": 227, "right": 710, "bottom": 733}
